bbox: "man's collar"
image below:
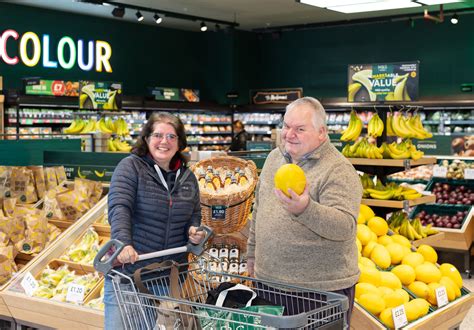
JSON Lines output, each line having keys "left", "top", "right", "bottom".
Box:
{"left": 280, "top": 138, "right": 329, "bottom": 163}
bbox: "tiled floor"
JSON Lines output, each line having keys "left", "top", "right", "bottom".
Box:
{"left": 460, "top": 277, "right": 474, "bottom": 330}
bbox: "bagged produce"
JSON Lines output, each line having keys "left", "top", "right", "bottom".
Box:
{"left": 21, "top": 210, "right": 48, "bottom": 254}
{"left": 10, "top": 167, "right": 38, "bottom": 203}
{"left": 0, "top": 214, "right": 12, "bottom": 245}
{"left": 54, "top": 166, "right": 68, "bottom": 184}
{"left": 0, "top": 245, "right": 17, "bottom": 285}
{"left": 43, "top": 167, "right": 58, "bottom": 191}
{"left": 3, "top": 198, "right": 17, "bottom": 217}
{"left": 46, "top": 223, "right": 62, "bottom": 245}
{"left": 29, "top": 166, "right": 46, "bottom": 199}
{"left": 56, "top": 189, "right": 90, "bottom": 221}
{"left": 8, "top": 216, "right": 25, "bottom": 249}
{"left": 0, "top": 166, "right": 12, "bottom": 198}
{"left": 74, "top": 177, "right": 103, "bottom": 205}
{"left": 42, "top": 190, "right": 66, "bottom": 220}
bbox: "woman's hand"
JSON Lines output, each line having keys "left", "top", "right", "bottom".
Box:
{"left": 188, "top": 226, "right": 205, "bottom": 244}
{"left": 117, "top": 245, "right": 139, "bottom": 264}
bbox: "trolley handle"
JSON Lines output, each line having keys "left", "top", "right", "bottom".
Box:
{"left": 94, "top": 225, "right": 213, "bottom": 274}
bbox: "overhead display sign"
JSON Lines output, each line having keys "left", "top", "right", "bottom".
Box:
{"left": 79, "top": 81, "right": 122, "bottom": 110}
{"left": 0, "top": 29, "right": 113, "bottom": 73}
{"left": 147, "top": 87, "right": 200, "bottom": 102}
{"left": 25, "top": 79, "right": 80, "bottom": 96}
{"left": 347, "top": 61, "right": 419, "bottom": 102}
{"left": 250, "top": 88, "right": 303, "bottom": 105}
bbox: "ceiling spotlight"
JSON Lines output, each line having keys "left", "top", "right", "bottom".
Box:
{"left": 136, "top": 10, "right": 144, "bottom": 22}
{"left": 200, "top": 22, "right": 208, "bottom": 32}
{"left": 451, "top": 13, "right": 459, "bottom": 24}
{"left": 154, "top": 13, "right": 163, "bottom": 24}
{"left": 111, "top": 6, "right": 125, "bottom": 18}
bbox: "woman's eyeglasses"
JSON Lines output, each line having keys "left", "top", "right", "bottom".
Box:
{"left": 149, "top": 132, "right": 178, "bottom": 141}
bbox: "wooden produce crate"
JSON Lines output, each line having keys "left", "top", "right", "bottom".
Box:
{"left": 348, "top": 157, "right": 437, "bottom": 168}
{"left": 411, "top": 232, "right": 445, "bottom": 248}
{"left": 0, "top": 198, "right": 107, "bottom": 329}
{"left": 361, "top": 194, "right": 436, "bottom": 209}
{"left": 351, "top": 293, "right": 474, "bottom": 329}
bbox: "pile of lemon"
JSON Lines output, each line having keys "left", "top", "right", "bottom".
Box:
{"left": 356, "top": 205, "right": 463, "bottom": 328}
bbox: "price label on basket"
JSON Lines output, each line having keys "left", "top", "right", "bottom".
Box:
{"left": 433, "top": 165, "right": 447, "bottom": 178}
{"left": 391, "top": 304, "right": 408, "bottom": 328}
{"left": 464, "top": 168, "right": 474, "bottom": 180}
{"left": 21, "top": 272, "right": 39, "bottom": 297}
{"left": 66, "top": 283, "right": 86, "bottom": 304}
{"left": 435, "top": 286, "right": 449, "bottom": 307}
{"left": 211, "top": 205, "right": 227, "bottom": 220}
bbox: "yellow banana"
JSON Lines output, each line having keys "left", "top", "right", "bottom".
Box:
{"left": 341, "top": 111, "right": 363, "bottom": 142}
{"left": 108, "top": 138, "right": 117, "bottom": 152}
{"left": 367, "top": 114, "right": 383, "bottom": 137}
{"left": 94, "top": 170, "right": 106, "bottom": 178}
{"left": 352, "top": 70, "right": 377, "bottom": 101}
{"left": 348, "top": 83, "right": 362, "bottom": 102}
{"left": 393, "top": 75, "right": 408, "bottom": 101}
{"left": 386, "top": 112, "right": 395, "bottom": 136}
{"left": 77, "top": 167, "right": 87, "bottom": 179}
{"left": 98, "top": 118, "right": 113, "bottom": 134}
{"left": 413, "top": 114, "right": 433, "bottom": 139}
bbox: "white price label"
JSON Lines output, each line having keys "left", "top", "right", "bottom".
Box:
{"left": 435, "top": 286, "right": 449, "bottom": 307}
{"left": 433, "top": 165, "right": 447, "bottom": 178}
{"left": 21, "top": 272, "right": 39, "bottom": 297}
{"left": 445, "top": 120, "right": 451, "bottom": 125}
{"left": 464, "top": 168, "right": 474, "bottom": 180}
{"left": 392, "top": 304, "right": 408, "bottom": 329}
{"left": 66, "top": 283, "right": 86, "bottom": 304}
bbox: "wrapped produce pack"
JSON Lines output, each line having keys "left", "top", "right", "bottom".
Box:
{"left": 44, "top": 167, "right": 58, "bottom": 191}
{"left": 54, "top": 166, "right": 67, "bottom": 184}
{"left": 74, "top": 177, "right": 103, "bottom": 205}
{"left": 20, "top": 209, "right": 48, "bottom": 254}
{"left": 0, "top": 166, "right": 12, "bottom": 198}
{"left": 0, "top": 245, "right": 18, "bottom": 285}
{"left": 10, "top": 167, "right": 38, "bottom": 203}
{"left": 29, "top": 166, "right": 46, "bottom": 199}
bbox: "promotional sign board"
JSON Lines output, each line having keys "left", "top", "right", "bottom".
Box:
{"left": 25, "top": 79, "right": 79, "bottom": 96}
{"left": 79, "top": 81, "right": 122, "bottom": 110}
{"left": 250, "top": 88, "right": 303, "bottom": 105}
{"left": 347, "top": 61, "right": 419, "bottom": 102}
{"left": 147, "top": 87, "right": 200, "bottom": 102}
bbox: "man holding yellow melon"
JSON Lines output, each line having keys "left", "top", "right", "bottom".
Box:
{"left": 247, "top": 97, "right": 362, "bottom": 326}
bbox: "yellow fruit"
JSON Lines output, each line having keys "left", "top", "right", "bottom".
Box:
{"left": 355, "top": 283, "right": 379, "bottom": 299}
{"left": 367, "top": 216, "right": 389, "bottom": 236}
{"left": 359, "top": 204, "right": 375, "bottom": 222}
{"left": 415, "top": 263, "right": 442, "bottom": 284}
{"left": 427, "top": 282, "right": 443, "bottom": 306}
{"left": 385, "top": 243, "right": 405, "bottom": 265}
{"left": 359, "top": 293, "right": 386, "bottom": 316}
{"left": 394, "top": 288, "right": 410, "bottom": 304}
{"left": 439, "top": 263, "right": 463, "bottom": 289}
{"left": 274, "top": 164, "right": 306, "bottom": 197}
{"left": 440, "top": 276, "right": 460, "bottom": 301}
{"left": 410, "top": 298, "right": 430, "bottom": 318}
{"left": 378, "top": 235, "right": 393, "bottom": 246}
{"left": 359, "top": 266, "right": 381, "bottom": 287}
{"left": 391, "top": 235, "right": 411, "bottom": 248}
{"left": 416, "top": 245, "right": 438, "bottom": 264}
{"left": 408, "top": 281, "right": 430, "bottom": 299}
{"left": 379, "top": 307, "right": 395, "bottom": 329}
{"left": 403, "top": 302, "right": 420, "bottom": 322}
{"left": 370, "top": 245, "right": 391, "bottom": 269}
{"left": 391, "top": 264, "right": 416, "bottom": 286}
{"left": 383, "top": 290, "right": 406, "bottom": 308}
{"left": 402, "top": 252, "right": 425, "bottom": 269}
{"left": 357, "top": 224, "right": 372, "bottom": 246}
{"left": 380, "top": 271, "right": 402, "bottom": 290}
{"left": 369, "top": 231, "right": 378, "bottom": 243}
{"left": 359, "top": 257, "right": 376, "bottom": 269}
{"left": 357, "top": 212, "right": 366, "bottom": 224}
{"left": 362, "top": 241, "right": 378, "bottom": 258}
{"left": 356, "top": 238, "right": 362, "bottom": 253}
{"left": 377, "top": 286, "right": 394, "bottom": 297}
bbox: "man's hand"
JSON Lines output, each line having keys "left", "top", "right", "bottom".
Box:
{"left": 247, "top": 257, "right": 255, "bottom": 277}
{"left": 274, "top": 184, "right": 310, "bottom": 216}
{"left": 117, "top": 245, "right": 139, "bottom": 264}
{"left": 188, "top": 226, "right": 205, "bottom": 244}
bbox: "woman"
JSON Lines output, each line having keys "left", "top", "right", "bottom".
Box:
{"left": 229, "top": 120, "right": 250, "bottom": 151}
{"left": 104, "top": 112, "right": 204, "bottom": 329}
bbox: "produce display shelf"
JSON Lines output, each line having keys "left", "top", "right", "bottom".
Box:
{"left": 361, "top": 195, "right": 436, "bottom": 208}
{"left": 348, "top": 157, "right": 437, "bottom": 168}
{"left": 411, "top": 232, "right": 445, "bottom": 247}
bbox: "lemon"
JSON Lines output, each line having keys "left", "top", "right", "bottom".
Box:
{"left": 385, "top": 243, "right": 405, "bottom": 265}
{"left": 391, "top": 234, "right": 411, "bottom": 248}
{"left": 378, "top": 235, "right": 394, "bottom": 246}
{"left": 359, "top": 266, "right": 381, "bottom": 287}
{"left": 380, "top": 271, "right": 402, "bottom": 290}
{"left": 427, "top": 282, "right": 443, "bottom": 306}
{"left": 357, "top": 224, "right": 372, "bottom": 246}
{"left": 355, "top": 282, "right": 379, "bottom": 299}
{"left": 416, "top": 245, "right": 438, "bottom": 264}
{"left": 410, "top": 298, "right": 430, "bottom": 318}
{"left": 403, "top": 301, "right": 420, "bottom": 322}
{"left": 391, "top": 264, "right": 416, "bottom": 286}
{"left": 367, "top": 216, "right": 389, "bottom": 236}
{"left": 402, "top": 252, "right": 425, "bottom": 269}
{"left": 274, "top": 164, "right": 306, "bottom": 197}
{"left": 369, "top": 231, "right": 378, "bottom": 243}
{"left": 362, "top": 241, "right": 378, "bottom": 258}
{"left": 439, "top": 263, "right": 463, "bottom": 289}
{"left": 408, "top": 281, "right": 430, "bottom": 299}
{"left": 439, "top": 276, "right": 460, "bottom": 301}
{"left": 357, "top": 212, "right": 366, "bottom": 224}
{"left": 383, "top": 290, "right": 406, "bottom": 308}
{"left": 415, "top": 263, "right": 442, "bottom": 284}
{"left": 359, "top": 293, "right": 386, "bottom": 316}
{"left": 359, "top": 204, "right": 375, "bottom": 221}
{"left": 359, "top": 257, "right": 376, "bottom": 269}
{"left": 394, "top": 288, "right": 410, "bottom": 303}
{"left": 377, "top": 286, "right": 394, "bottom": 297}
{"left": 379, "top": 308, "right": 395, "bottom": 329}
{"left": 370, "top": 245, "right": 391, "bottom": 269}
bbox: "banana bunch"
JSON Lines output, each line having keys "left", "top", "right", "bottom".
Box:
{"left": 367, "top": 113, "right": 384, "bottom": 137}
{"left": 61, "top": 227, "right": 100, "bottom": 264}
{"left": 114, "top": 117, "right": 130, "bottom": 137}
{"left": 64, "top": 119, "right": 86, "bottom": 134}
{"left": 97, "top": 118, "right": 113, "bottom": 134}
{"left": 388, "top": 211, "right": 439, "bottom": 241}
{"left": 340, "top": 110, "right": 363, "bottom": 142}
{"left": 80, "top": 119, "right": 98, "bottom": 133}
{"left": 388, "top": 112, "right": 432, "bottom": 139}
{"left": 108, "top": 138, "right": 132, "bottom": 152}
{"left": 381, "top": 140, "right": 424, "bottom": 160}
{"left": 359, "top": 173, "right": 374, "bottom": 198}
{"left": 342, "top": 138, "right": 383, "bottom": 159}
{"left": 38, "top": 265, "right": 71, "bottom": 288}
{"left": 361, "top": 180, "right": 423, "bottom": 201}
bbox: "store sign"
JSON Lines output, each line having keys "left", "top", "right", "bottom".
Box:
{"left": 147, "top": 87, "right": 200, "bottom": 102}
{"left": 25, "top": 79, "right": 79, "bottom": 96}
{"left": 79, "top": 81, "right": 122, "bottom": 110}
{"left": 250, "top": 88, "right": 303, "bottom": 105}
{"left": 347, "top": 61, "right": 419, "bottom": 102}
{"left": 0, "top": 28, "right": 112, "bottom": 72}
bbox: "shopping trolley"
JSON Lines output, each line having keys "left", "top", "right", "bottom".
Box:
{"left": 95, "top": 230, "right": 348, "bottom": 329}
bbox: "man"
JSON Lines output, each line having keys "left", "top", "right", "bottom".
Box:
{"left": 229, "top": 120, "right": 250, "bottom": 151}
{"left": 247, "top": 97, "right": 362, "bottom": 326}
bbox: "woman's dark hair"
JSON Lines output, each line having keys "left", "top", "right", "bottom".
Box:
{"left": 233, "top": 120, "right": 244, "bottom": 129}
{"left": 132, "top": 112, "right": 188, "bottom": 164}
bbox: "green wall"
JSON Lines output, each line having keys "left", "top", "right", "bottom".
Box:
{"left": 1, "top": 3, "right": 473, "bottom": 104}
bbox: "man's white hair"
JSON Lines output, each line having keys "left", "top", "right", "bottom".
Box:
{"left": 285, "top": 97, "right": 327, "bottom": 130}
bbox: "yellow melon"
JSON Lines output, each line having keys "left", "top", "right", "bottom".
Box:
{"left": 274, "top": 164, "right": 306, "bottom": 197}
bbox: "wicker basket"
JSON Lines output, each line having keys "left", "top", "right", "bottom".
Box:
{"left": 192, "top": 156, "right": 258, "bottom": 234}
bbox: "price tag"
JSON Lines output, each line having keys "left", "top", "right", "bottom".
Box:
{"left": 21, "top": 272, "right": 39, "bottom": 297}
{"left": 66, "top": 283, "right": 86, "bottom": 304}
{"left": 211, "top": 205, "right": 227, "bottom": 220}
{"left": 464, "top": 168, "right": 474, "bottom": 180}
{"left": 445, "top": 120, "right": 451, "bottom": 125}
{"left": 433, "top": 165, "right": 447, "bottom": 178}
{"left": 435, "top": 286, "right": 449, "bottom": 307}
{"left": 391, "top": 304, "right": 408, "bottom": 329}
